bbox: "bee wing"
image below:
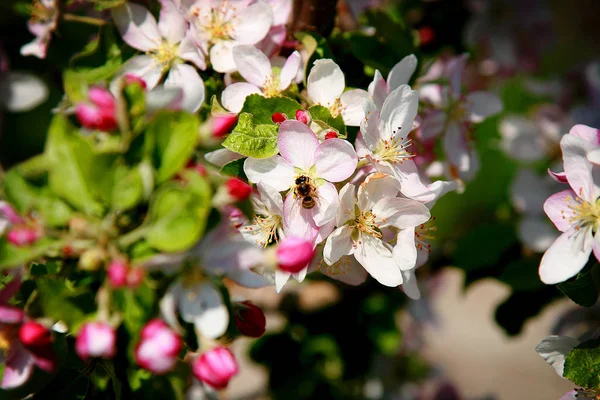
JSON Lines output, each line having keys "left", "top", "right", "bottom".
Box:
{"left": 283, "top": 193, "right": 318, "bottom": 240}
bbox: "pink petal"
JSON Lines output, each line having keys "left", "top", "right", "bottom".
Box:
{"left": 244, "top": 156, "right": 295, "bottom": 191}
{"left": 2, "top": 345, "right": 35, "bottom": 389}
{"left": 419, "top": 110, "right": 446, "bottom": 141}
{"left": 312, "top": 181, "right": 339, "bottom": 227}
{"left": 569, "top": 124, "right": 600, "bottom": 145}
{"left": 548, "top": 168, "right": 568, "bottom": 183}
{"left": 0, "top": 305, "right": 24, "bottom": 324}
{"left": 543, "top": 189, "right": 579, "bottom": 232}
{"left": 158, "top": 0, "right": 186, "bottom": 44}
{"left": 314, "top": 138, "right": 357, "bottom": 182}
{"left": 447, "top": 54, "right": 468, "bottom": 97}
{"left": 112, "top": 3, "right": 161, "bottom": 52}
{"left": 283, "top": 193, "right": 318, "bottom": 242}
{"left": 277, "top": 120, "right": 319, "bottom": 169}
{"left": 539, "top": 227, "right": 593, "bottom": 284}
{"left": 279, "top": 51, "right": 301, "bottom": 91}
{"left": 233, "top": 45, "right": 272, "bottom": 88}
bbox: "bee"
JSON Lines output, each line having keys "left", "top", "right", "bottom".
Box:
{"left": 294, "top": 175, "right": 317, "bottom": 209}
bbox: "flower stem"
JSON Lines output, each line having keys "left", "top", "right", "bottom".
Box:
{"left": 63, "top": 14, "right": 108, "bottom": 26}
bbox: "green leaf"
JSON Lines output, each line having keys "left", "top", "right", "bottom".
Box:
{"left": 148, "top": 111, "right": 199, "bottom": 183}
{"left": 113, "top": 282, "right": 155, "bottom": 335}
{"left": 308, "top": 105, "right": 346, "bottom": 136}
{"left": 222, "top": 113, "right": 279, "bottom": 158}
{"left": 0, "top": 238, "right": 62, "bottom": 270}
{"left": 36, "top": 278, "right": 93, "bottom": 329}
{"left": 63, "top": 59, "right": 122, "bottom": 103}
{"left": 239, "top": 94, "right": 302, "bottom": 125}
{"left": 564, "top": 339, "right": 600, "bottom": 389}
{"left": 2, "top": 169, "right": 40, "bottom": 212}
{"left": 36, "top": 191, "right": 73, "bottom": 227}
{"left": 557, "top": 263, "right": 600, "bottom": 307}
{"left": 112, "top": 164, "right": 145, "bottom": 211}
{"left": 220, "top": 158, "right": 247, "bottom": 179}
{"left": 45, "top": 115, "right": 105, "bottom": 216}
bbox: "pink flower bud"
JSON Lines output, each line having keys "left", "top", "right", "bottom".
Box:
{"left": 276, "top": 237, "right": 314, "bottom": 273}
{"left": 88, "top": 87, "right": 115, "bottom": 109}
{"left": 19, "top": 321, "right": 52, "bottom": 349}
{"left": 75, "top": 87, "right": 117, "bottom": 131}
{"left": 186, "top": 161, "right": 207, "bottom": 177}
{"left": 212, "top": 115, "right": 238, "bottom": 138}
{"left": 192, "top": 347, "right": 238, "bottom": 390}
{"left": 324, "top": 131, "right": 338, "bottom": 140}
{"left": 295, "top": 109, "right": 309, "bottom": 125}
{"left": 75, "top": 322, "right": 117, "bottom": 360}
{"left": 124, "top": 74, "right": 147, "bottom": 89}
{"left": 135, "top": 319, "right": 182, "bottom": 375}
{"left": 226, "top": 178, "right": 253, "bottom": 201}
{"left": 107, "top": 261, "right": 128, "bottom": 288}
{"left": 271, "top": 112, "right": 287, "bottom": 124}
{"left": 7, "top": 226, "right": 40, "bottom": 247}
{"left": 0, "top": 202, "right": 23, "bottom": 224}
{"left": 234, "top": 301, "right": 266, "bottom": 338}
{"left": 127, "top": 267, "right": 144, "bottom": 289}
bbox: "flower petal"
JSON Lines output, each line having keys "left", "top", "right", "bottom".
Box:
{"left": 400, "top": 269, "right": 421, "bottom": 300}
{"left": 393, "top": 227, "right": 418, "bottom": 271}
{"left": 465, "top": 91, "right": 503, "bottom": 123}
{"left": 232, "top": 2, "right": 274, "bottom": 45}
{"left": 0, "top": 72, "right": 48, "bottom": 112}
{"left": 233, "top": 45, "right": 272, "bottom": 87}
{"left": 112, "top": 3, "right": 161, "bottom": 52}
{"left": 314, "top": 138, "right": 357, "bottom": 182}
{"left": 257, "top": 182, "right": 284, "bottom": 216}
{"left": 539, "top": 227, "right": 593, "bottom": 284}
{"left": 369, "top": 70, "right": 388, "bottom": 110}
{"left": 179, "top": 282, "right": 228, "bottom": 339}
{"left": 158, "top": 0, "right": 186, "bottom": 44}
{"left": 360, "top": 100, "right": 383, "bottom": 149}
{"left": 279, "top": 51, "right": 301, "bottom": 91}
{"left": 323, "top": 226, "right": 353, "bottom": 265}
{"left": 519, "top": 216, "right": 559, "bottom": 253}
{"left": 205, "top": 148, "right": 244, "bottom": 168}
{"left": 283, "top": 193, "right": 319, "bottom": 241}
{"left": 561, "top": 133, "right": 600, "bottom": 202}
{"left": 340, "top": 89, "right": 369, "bottom": 126}
{"left": 178, "top": 31, "right": 206, "bottom": 70}
{"left": 307, "top": 59, "right": 345, "bottom": 107}
{"left": 387, "top": 54, "right": 418, "bottom": 91}
{"left": 244, "top": 156, "right": 295, "bottom": 191}
{"left": 443, "top": 122, "right": 479, "bottom": 181}
{"left": 354, "top": 234, "right": 403, "bottom": 287}
{"left": 210, "top": 41, "right": 236, "bottom": 73}
{"left": 277, "top": 120, "right": 319, "bottom": 169}
{"left": 535, "top": 335, "right": 580, "bottom": 377}
{"left": 373, "top": 197, "right": 431, "bottom": 229}
{"left": 116, "top": 55, "right": 163, "bottom": 91}
{"left": 381, "top": 84, "right": 419, "bottom": 139}
{"left": 221, "top": 82, "right": 261, "bottom": 113}
{"left": 312, "top": 181, "right": 339, "bottom": 226}
{"left": 2, "top": 346, "right": 35, "bottom": 389}
{"left": 419, "top": 110, "right": 447, "bottom": 141}
{"left": 543, "top": 189, "right": 578, "bottom": 232}
{"left": 164, "top": 63, "right": 205, "bottom": 112}
{"left": 511, "top": 169, "right": 556, "bottom": 215}
{"left": 569, "top": 124, "right": 600, "bottom": 145}
{"left": 228, "top": 270, "right": 273, "bottom": 288}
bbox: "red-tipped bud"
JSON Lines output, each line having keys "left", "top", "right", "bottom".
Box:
{"left": 127, "top": 267, "right": 144, "bottom": 289}
{"left": 75, "top": 322, "right": 117, "bottom": 360}
{"left": 135, "top": 319, "right": 182, "bottom": 375}
{"left": 226, "top": 178, "right": 253, "bottom": 201}
{"left": 324, "top": 131, "right": 338, "bottom": 140}
{"left": 19, "top": 321, "right": 52, "bottom": 349}
{"left": 107, "top": 261, "right": 128, "bottom": 288}
{"left": 276, "top": 236, "right": 314, "bottom": 273}
{"left": 88, "top": 87, "right": 115, "bottom": 109}
{"left": 124, "top": 74, "right": 147, "bottom": 89}
{"left": 271, "top": 112, "right": 287, "bottom": 124}
{"left": 234, "top": 301, "right": 266, "bottom": 338}
{"left": 76, "top": 87, "right": 117, "bottom": 131}
{"left": 7, "top": 226, "right": 40, "bottom": 247}
{"left": 212, "top": 115, "right": 238, "bottom": 138}
{"left": 295, "top": 109, "right": 309, "bottom": 124}
{"left": 418, "top": 26, "right": 435, "bottom": 46}
{"left": 192, "top": 346, "right": 239, "bottom": 390}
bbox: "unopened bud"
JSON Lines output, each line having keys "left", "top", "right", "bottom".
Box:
{"left": 107, "top": 261, "right": 128, "bottom": 288}
{"left": 226, "top": 178, "right": 253, "bottom": 201}
{"left": 212, "top": 115, "right": 238, "bottom": 138}
{"left": 127, "top": 267, "right": 144, "bottom": 289}
{"left": 276, "top": 237, "right": 314, "bottom": 273}
{"left": 324, "top": 131, "right": 338, "bottom": 140}
{"left": 295, "top": 109, "right": 310, "bottom": 125}
{"left": 75, "top": 87, "right": 117, "bottom": 131}
{"left": 7, "top": 226, "right": 40, "bottom": 247}
{"left": 192, "top": 346, "right": 239, "bottom": 390}
{"left": 234, "top": 301, "right": 266, "bottom": 338}
{"left": 19, "top": 321, "right": 52, "bottom": 349}
{"left": 124, "top": 74, "right": 147, "bottom": 89}
{"left": 75, "top": 322, "right": 117, "bottom": 360}
{"left": 271, "top": 112, "right": 287, "bottom": 124}
{"left": 135, "top": 319, "right": 182, "bottom": 374}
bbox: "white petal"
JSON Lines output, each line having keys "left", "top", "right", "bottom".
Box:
{"left": 180, "top": 282, "right": 228, "bottom": 339}
{"left": 221, "top": 82, "right": 261, "bottom": 113}
{"left": 178, "top": 31, "right": 206, "bottom": 70}
{"left": 312, "top": 181, "right": 339, "bottom": 226}
{"left": 205, "top": 148, "right": 244, "bottom": 168}
{"left": 387, "top": 54, "right": 417, "bottom": 91}
{"left": 158, "top": 0, "right": 186, "bottom": 44}
{"left": 465, "top": 91, "right": 503, "bottom": 122}
{"left": 539, "top": 227, "right": 593, "bottom": 284}
{"left": 228, "top": 270, "right": 273, "bottom": 288}
{"left": 393, "top": 227, "right": 418, "bottom": 271}
{"left": 146, "top": 86, "right": 184, "bottom": 113}
{"left": 160, "top": 281, "right": 184, "bottom": 332}
{"left": 279, "top": 51, "right": 301, "bottom": 91}
{"left": 400, "top": 269, "right": 421, "bottom": 300}
{"left": 340, "top": 89, "right": 370, "bottom": 126}
{"left": 372, "top": 197, "right": 431, "bottom": 229}
{"left": 0, "top": 72, "right": 48, "bottom": 112}
{"left": 257, "top": 182, "right": 284, "bottom": 216}
{"left": 323, "top": 226, "right": 354, "bottom": 265}
{"left": 369, "top": 70, "right": 388, "bottom": 110}
{"left": 354, "top": 234, "right": 403, "bottom": 287}
{"left": 535, "top": 335, "right": 580, "bottom": 377}
{"left": 112, "top": 3, "right": 161, "bottom": 52}
{"left": 116, "top": 55, "right": 163, "bottom": 90}
{"left": 443, "top": 122, "right": 478, "bottom": 181}
{"left": 275, "top": 270, "right": 291, "bottom": 293}
{"left": 307, "top": 59, "right": 345, "bottom": 107}
{"left": 164, "top": 63, "right": 205, "bottom": 112}
{"left": 499, "top": 115, "right": 546, "bottom": 162}
{"left": 210, "top": 41, "right": 236, "bottom": 73}
{"left": 381, "top": 85, "right": 419, "bottom": 139}
{"left": 244, "top": 156, "right": 295, "bottom": 191}
{"left": 232, "top": 2, "right": 274, "bottom": 45}
{"left": 360, "top": 100, "right": 383, "bottom": 149}
{"left": 233, "top": 45, "right": 272, "bottom": 87}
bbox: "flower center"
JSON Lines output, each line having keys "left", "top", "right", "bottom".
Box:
{"left": 151, "top": 41, "right": 179, "bottom": 72}
{"left": 0, "top": 326, "right": 17, "bottom": 354}
{"left": 415, "top": 217, "right": 437, "bottom": 253}
{"left": 352, "top": 208, "right": 382, "bottom": 239}
{"left": 373, "top": 137, "right": 413, "bottom": 164}
{"left": 244, "top": 214, "right": 282, "bottom": 247}
{"left": 262, "top": 75, "right": 281, "bottom": 98}
{"left": 566, "top": 196, "right": 600, "bottom": 233}
{"left": 193, "top": 2, "right": 235, "bottom": 42}
{"left": 329, "top": 98, "right": 343, "bottom": 118}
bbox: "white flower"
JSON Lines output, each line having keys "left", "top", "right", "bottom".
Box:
{"left": 368, "top": 54, "right": 418, "bottom": 110}
{"left": 188, "top": 0, "right": 274, "bottom": 73}
{"left": 306, "top": 59, "right": 370, "bottom": 126}
{"left": 221, "top": 45, "right": 300, "bottom": 113}
{"left": 240, "top": 183, "right": 285, "bottom": 247}
{"left": 112, "top": 2, "right": 206, "bottom": 112}
{"left": 323, "top": 173, "right": 431, "bottom": 287}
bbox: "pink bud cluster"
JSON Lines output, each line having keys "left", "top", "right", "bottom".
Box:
{"left": 107, "top": 261, "right": 144, "bottom": 289}
{"left": 75, "top": 87, "right": 118, "bottom": 131}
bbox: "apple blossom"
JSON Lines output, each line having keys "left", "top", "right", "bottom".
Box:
{"left": 135, "top": 319, "right": 182, "bottom": 374}
{"left": 20, "top": 0, "right": 58, "bottom": 59}
{"left": 192, "top": 346, "right": 238, "bottom": 390}
{"left": 369, "top": 54, "right": 418, "bottom": 109}
{"left": 240, "top": 183, "right": 284, "bottom": 247}
{"left": 112, "top": 2, "right": 206, "bottom": 112}
{"left": 244, "top": 120, "right": 357, "bottom": 241}
{"left": 187, "top": 0, "right": 274, "bottom": 73}
{"left": 323, "top": 174, "right": 431, "bottom": 287}
{"left": 75, "top": 322, "right": 117, "bottom": 360}
{"left": 221, "top": 45, "right": 301, "bottom": 113}
{"left": 306, "top": 59, "right": 369, "bottom": 126}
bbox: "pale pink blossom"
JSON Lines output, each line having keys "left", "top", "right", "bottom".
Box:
{"left": 368, "top": 54, "right": 418, "bottom": 109}
{"left": 135, "top": 319, "right": 182, "bottom": 374}
{"left": 192, "top": 346, "right": 238, "bottom": 390}
{"left": 76, "top": 322, "right": 117, "bottom": 360}
{"left": 20, "top": 0, "right": 59, "bottom": 59}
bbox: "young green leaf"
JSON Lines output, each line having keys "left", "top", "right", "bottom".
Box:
{"left": 222, "top": 113, "right": 279, "bottom": 158}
